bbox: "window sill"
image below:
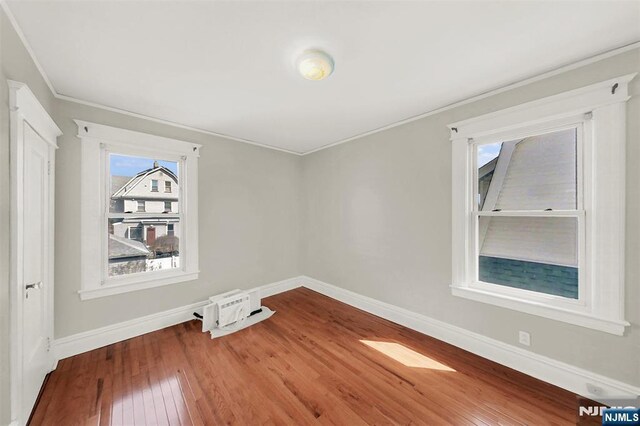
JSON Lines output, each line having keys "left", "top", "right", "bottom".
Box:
{"left": 79, "top": 271, "right": 199, "bottom": 300}
{"left": 451, "top": 285, "right": 629, "bottom": 335}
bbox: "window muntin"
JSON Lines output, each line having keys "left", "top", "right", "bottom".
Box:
{"left": 108, "top": 153, "right": 181, "bottom": 278}
{"left": 472, "top": 127, "right": 583, "bottom": 301}
{"left": 77, "top": 120, "right": 201, "bottom": 300}
{"left": 477, "top": 216, "right": 579, "bottom": 299}
{"left": 449, "top": 75, "right": 632, "bottom": 334}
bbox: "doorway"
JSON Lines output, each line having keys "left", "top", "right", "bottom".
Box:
{"left": 9, "top": 81, "right": 61, "bottom": 425}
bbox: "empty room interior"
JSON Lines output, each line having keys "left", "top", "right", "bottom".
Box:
{"left": 2, "top": 1, "right": 640, "bottom": 425}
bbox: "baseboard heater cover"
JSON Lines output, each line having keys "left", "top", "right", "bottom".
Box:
{"left": 201, "top": 288, "right": 275, "bottom": 338}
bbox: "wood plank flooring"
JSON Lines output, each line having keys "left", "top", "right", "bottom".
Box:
{"left": 31, "top": 288, "right": 589, "bottom": 425}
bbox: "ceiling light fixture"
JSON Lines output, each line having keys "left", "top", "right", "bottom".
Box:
{"left": 297, "top": 49, "right": 334, "bottom": 81}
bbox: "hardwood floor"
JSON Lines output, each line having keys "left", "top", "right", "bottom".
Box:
{"left": 31, "top": 288, "right": 588, "bottom": 425}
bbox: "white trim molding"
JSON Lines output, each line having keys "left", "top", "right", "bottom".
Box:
{"left": 300, "top": 276, "right": 640, "bottom": 404}
{"left": 448, "top": 74, "right": 635, "bottom": 335}
{"left": 51, "top": 275, "right": 639, "bottom": 404}
{"left": 53, "top": 300, "right": 209, "bottom": 361}
{"left": 76, "top": 120, "right": 201, "bottom": 300}
{"left": 2, "top": 1, "right": 639, "bottom": 156}
{"left": 8, "top": 80, "right": 61, "bottom": 146}
{"left": 8, "top": 80, "right": 61, "bottom": 426}
{"left": 52, "top": 276, "right": 305, "bottom": 360}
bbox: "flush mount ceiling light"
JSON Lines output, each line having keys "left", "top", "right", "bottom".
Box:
{"left": 297, "top": 49, "right": 334, "bottom": 81}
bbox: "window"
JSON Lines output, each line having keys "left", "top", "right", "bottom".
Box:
{"left": 449, "top": 74, "right": 634, "bottom": 335}
{"left": 78, "top": 120, "right": 201, "bottom": 300}
{"left": 475, "top": 128, "right": 580, "bottom": 299}
{"left": 127, "top": 226, "right": 143, "bottom": 242}
{"left": 165, "top": 181, "right": 172, "bottom": 193}
{"left": 110, "top": 155, "right": 178, "bottom": 278}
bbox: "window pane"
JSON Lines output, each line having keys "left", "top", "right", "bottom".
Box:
{"left": 478, "top": 216, "right": 578, "bottom": 299}
{"left": 108, "top": 217, "right": 180, "bottom": 277}
{"left": 477, "top": 128, "right": 577, "bottom": 211}
{"left": 109, "top": 154, "right": 179, "bottom": 213}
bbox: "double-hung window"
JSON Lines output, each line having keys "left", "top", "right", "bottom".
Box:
{"left": 78, "top": 121, "right": 201, "bottom": 300}
{"left": 449, "top": 74, "right": 635, "bottom": 335}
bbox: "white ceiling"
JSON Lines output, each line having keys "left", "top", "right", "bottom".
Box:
{"left": 7, "top": 1, "right": 640, "bottom": 154}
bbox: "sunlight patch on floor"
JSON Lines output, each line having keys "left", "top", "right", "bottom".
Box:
{"left": 360, "top": 340, "right": 456, "bottom": 371}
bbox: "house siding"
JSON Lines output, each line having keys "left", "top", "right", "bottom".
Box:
{"left": 480, "top": 216, "right": 578, "bottom": 267}
{"left": 495, "top": 129, "right": 577, "bottom": 211}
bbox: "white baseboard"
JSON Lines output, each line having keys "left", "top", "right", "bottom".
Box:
{"left": 300, "top": 275, "right": 640, "bottom": 404}
{"left": 52, "top": 274, "right": 639, "bottom": 405}
{"left": 53, "top": 276, "right": 305, "bottom": 360}
{"left": 255, "top": 276, "right": 305, "bottom": 298}
{"left": 53, "top": 300, "right": 208, "bottom": 360}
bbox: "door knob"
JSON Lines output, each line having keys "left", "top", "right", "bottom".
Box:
{"left": 25, "top": 281, "right": 42, "bottom": 298}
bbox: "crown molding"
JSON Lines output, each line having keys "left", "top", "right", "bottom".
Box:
{"left": 0, "top": 0, "right": 303, "bottom": 156}
{"left": 1, "top": 1, "right": 57, "bottom": 95}
{"left": 58, "top": 94, "right": 302, "bottom": 155}
{"left": 302, "top": 41, "right": 640, "bottom": 155}
{"left": 3, "top": 1, "right": 638, "bottom": 156}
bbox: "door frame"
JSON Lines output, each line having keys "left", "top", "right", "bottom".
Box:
{"left": 8, "top": 80, "right": 61, "bottom": 425}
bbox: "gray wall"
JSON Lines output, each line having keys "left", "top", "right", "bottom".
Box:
{"left": 1, "top": 7, "right": 57, "bottom": 424}
{"left": 1, "top": 6, "right": 301, "bottom": 423}
{"left": 53, "top": 99, "right": 302, "bottom": 337}
{"left": 2, "top": 3, "right": 639, "bottom": 423}
{"left": 301, "top": 48, "right": 640, "bottom": 386}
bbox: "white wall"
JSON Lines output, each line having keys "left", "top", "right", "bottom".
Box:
{"left": 301, "top": 48, "right": 640, "bottom": 386}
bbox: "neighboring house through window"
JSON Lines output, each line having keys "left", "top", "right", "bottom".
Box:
{"left": 449, "top": 74, "right": 634, "bottom": 335}
{"left": 78, "top": 120, "right": 201, "bottom": 299}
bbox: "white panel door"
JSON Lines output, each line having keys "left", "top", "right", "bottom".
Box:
{"left": 20, "top": 123, "right": 52, "bottom": 423}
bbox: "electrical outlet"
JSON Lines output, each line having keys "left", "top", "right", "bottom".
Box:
{"left": 518, "top": 331, "right": 531, "bottom": 346}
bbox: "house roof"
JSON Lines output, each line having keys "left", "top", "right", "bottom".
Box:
{"left": 108, "top": 234, "right": 150, "bottom": 260}
{"left": 111, "top": 175, "right": 130, "bottom": 197}
{"left": 111, "top": 165, "right": 178, "bottom": 199}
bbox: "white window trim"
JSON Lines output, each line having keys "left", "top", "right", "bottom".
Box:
{"left": 77, "top": 120, "right": 201, "bottom": 300}
{"left": 448, "top": 73, "right": 636, "bottom": 335}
